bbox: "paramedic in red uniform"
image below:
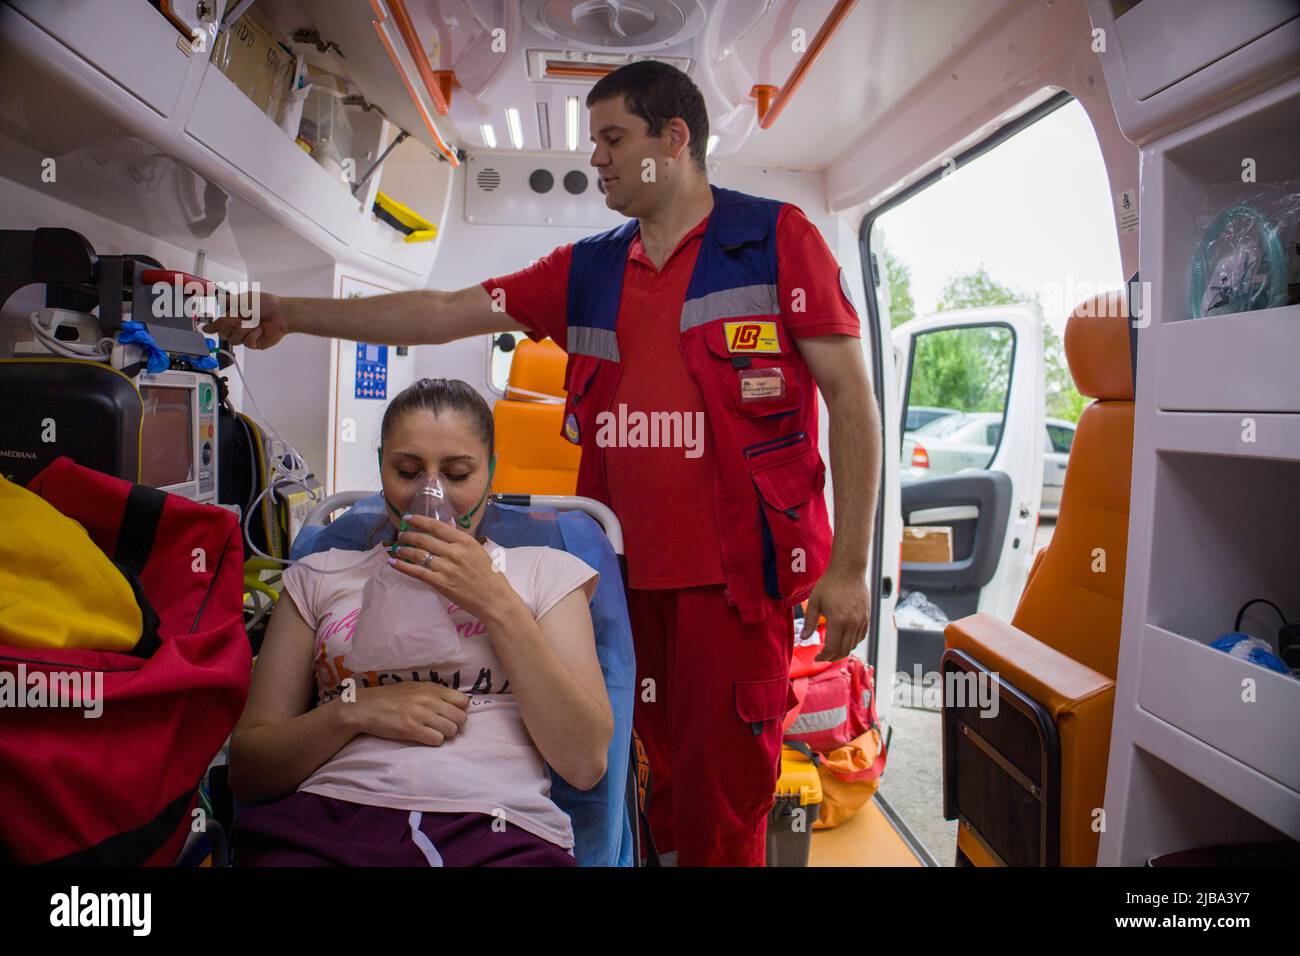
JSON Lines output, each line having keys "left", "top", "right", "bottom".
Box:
{"left": 207, "top": 61, "right": 881, "bottom": 867}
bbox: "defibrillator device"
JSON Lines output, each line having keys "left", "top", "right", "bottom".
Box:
{"left": 0, "top": 227, "right": 227, "bottom": 506}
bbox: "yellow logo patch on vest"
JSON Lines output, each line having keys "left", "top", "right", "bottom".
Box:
{"left": 724, "top": 321, "right": 780, "bottom": 353}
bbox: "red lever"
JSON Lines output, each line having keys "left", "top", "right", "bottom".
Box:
{"left": 139, "top": 269, "right": 216, "bottom": 293}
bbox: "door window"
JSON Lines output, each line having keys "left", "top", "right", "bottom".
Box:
{"left": 1047, "top": 423, "right": 1075, "bottom": 454}
{"left": 901, "top": 324, "right": 1014, "bottom": 478}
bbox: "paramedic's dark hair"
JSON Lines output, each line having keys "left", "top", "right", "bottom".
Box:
{"left": 381, "top": 378, "right": 495, "bottom": 460}
{"left": 587, "top": 60, "right": 709, "bottom": 171}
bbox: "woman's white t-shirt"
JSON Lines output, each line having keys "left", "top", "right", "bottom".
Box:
{"left": 280, "top": 539, "right": 599, "bottom": 849}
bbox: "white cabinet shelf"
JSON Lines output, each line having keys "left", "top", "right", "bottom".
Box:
{"left": 1146, "top": 409, "right": 1300, "bottom": 459}
{"left": 1138, "top": 625, "right": 1300, "bottom": 794}
{"left": 1098, "top": 10, "right": 1300, "bottom": 866}
{"left": 1156, "top": 306, "right": 1300, "bottom": 413}
{"left": 1144, "top": 73, "right": 1300, "bottom": 413}
{"left": 185, "top": 66, "right": 364, "bottom": 244}
{"left": 0, "top": 0, "right": 449, "bottom": 288}
{"left": 8, "top": 0, "right": 200, "bottom": 118}
{"left": 1125, "top": 707, "right": 1300, "bottom": 848}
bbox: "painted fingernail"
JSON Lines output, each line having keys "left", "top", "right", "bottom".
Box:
{"left": 402, "top": 513, "right": 412, "bottom": 521}
{"left": 387, "top": 556, "right": 397, "bottom": 566}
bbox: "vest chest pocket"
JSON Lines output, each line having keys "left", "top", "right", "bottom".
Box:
{"left": 749, "top": 442, "right": 827, "bottom": 600}
{"left": 703, "top": 320, "right": 803, "bottom": 419}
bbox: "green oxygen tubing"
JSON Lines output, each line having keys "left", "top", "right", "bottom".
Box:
{"left": 1189, "top": 201, "right": 1289, "bottom": 318}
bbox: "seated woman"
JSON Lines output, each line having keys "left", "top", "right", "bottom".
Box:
{"left": 229, "top": 378, "right": 612, "bottom": 866}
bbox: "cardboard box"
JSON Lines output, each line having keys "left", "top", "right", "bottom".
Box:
{"left": 901, "top": 526, "right": 953, "bottom": 564}
{"left": 210, "top": 7, "right": 294, "bottom": 123}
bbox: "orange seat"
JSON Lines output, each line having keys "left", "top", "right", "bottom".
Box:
{"left": 491, "top": 337, "right": 580, "bottom": 495}
{"left": 942, "top": 293, "right": 1133, "bottom": 867}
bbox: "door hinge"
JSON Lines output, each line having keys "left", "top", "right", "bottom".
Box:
{"left": 869, "top": 252, "right": 881, "bottom": 288}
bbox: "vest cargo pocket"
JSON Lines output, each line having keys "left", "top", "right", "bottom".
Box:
{"left": 735, "top": 675, "right": 798, "bottom": 737}
{"left": 750, "top": 445, "right": 827, "bottom": 600}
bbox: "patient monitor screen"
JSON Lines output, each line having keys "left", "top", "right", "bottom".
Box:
{"left": 139, "top": 385, "right": 194, "bottom": 489}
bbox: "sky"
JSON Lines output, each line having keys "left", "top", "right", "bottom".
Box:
{"left": 873, "top": 99, "right": 1124, "bottom": 338}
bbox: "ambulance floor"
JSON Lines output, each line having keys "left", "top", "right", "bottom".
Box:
{"left": 809, "top": 797, "right": 923, "bottom": 867}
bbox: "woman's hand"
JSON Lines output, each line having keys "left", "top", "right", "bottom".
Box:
{"left": 348, "top": 682, "right": 470, "bottom": 746}
{"left": 390, "top": 514, "right": 520, "bottom": 624}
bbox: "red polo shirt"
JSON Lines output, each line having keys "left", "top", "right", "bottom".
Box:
{"left": 482, "top": 203, "right": 859, "bottom": 589}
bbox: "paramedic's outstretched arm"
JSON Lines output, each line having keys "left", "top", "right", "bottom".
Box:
{"left": 228, "top": 595, "right": 469, "bottom": 804}
{"left": 794, "top": 334, "right": 880, "bottom": 661}
{"left": 203, "top": 285, "right": 523, "bottom": 349}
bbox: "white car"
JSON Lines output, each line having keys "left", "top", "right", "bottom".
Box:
{"left": 1041, "top": 418, "right": 1076, "bottom": 517}
{"left": 902, "top": 412, "right": 1076, "bottom": 517}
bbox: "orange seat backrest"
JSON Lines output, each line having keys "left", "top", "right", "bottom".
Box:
{"left": 492, "top": 338, "right": 580, "bottom": 495}
{"left": 1011, "top": 295, "right": 1134, "bottom": 681}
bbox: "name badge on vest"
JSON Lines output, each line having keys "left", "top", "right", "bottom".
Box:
{"left": 739, "top": 366, "right": 787, "bottom": 401}
{"left": 724, "top": 320, "right": 780, "bottom": 353}
{"left": 564, "top": 411, "right": 581, "bottom": 444}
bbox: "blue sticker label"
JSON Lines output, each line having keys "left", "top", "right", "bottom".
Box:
{"left": 355, "top": 343, "right": 388, "bottom": 400}
{"left": 564, "top": 412, "right": 580, "bottom": 444}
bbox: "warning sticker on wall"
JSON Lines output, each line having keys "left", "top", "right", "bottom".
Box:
{"left": 1115, "top": 188, "right": 1139, "bottom": 235}
{"left": 355, "top": 342, "right": 388, "bottom": 400}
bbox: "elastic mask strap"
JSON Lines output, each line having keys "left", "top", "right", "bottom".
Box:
{"left": 455, "top": 455, "right": 495, "bottom": 529}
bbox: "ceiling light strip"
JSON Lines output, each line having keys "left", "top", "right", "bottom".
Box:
{"left": 505, "top": 108, "right": 524, "bottom": 149}
{"left": 566, "top": 95, "right": 579, "bottom": 151}
{"left": 535, "top": 102, "right": 551, "bottom": 150}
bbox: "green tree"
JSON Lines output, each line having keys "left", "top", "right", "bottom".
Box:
{"left": 908, "top": 325, "right": 1012, "bottom": 413}
{"left": 882, "top": 244, "right": 915, "bottom": 329}
{"left": 935, "top": 267, "right": 1023, "bottom": 311}
{"left": 1043, "top": 324, "right": 1088, "bottom": 422}
{"left": 928, "top": 265, "right": 1086, "bottom": 423}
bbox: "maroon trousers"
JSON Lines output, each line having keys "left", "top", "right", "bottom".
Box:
{"left": 232, "top": 791, "right": 574, "bottom": 867}
{"left": 628, "top": 584, "right": 796, "bottom": 866}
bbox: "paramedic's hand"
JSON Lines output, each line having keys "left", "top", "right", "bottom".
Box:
{"left": 804, "top": 567, "right": 871, "bottom": 662}
{"left": 201, "top": 290, "right": 290, "bottom": 349}
{"left": 351, "top": 682, "right": 470, "bottom": 746}
{"left": 391, "top": 515, "right": 517, "bottom": 624}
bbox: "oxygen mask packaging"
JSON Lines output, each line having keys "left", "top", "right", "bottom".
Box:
{"left": 347, "top": 476, "right": 461, "bottom": 672}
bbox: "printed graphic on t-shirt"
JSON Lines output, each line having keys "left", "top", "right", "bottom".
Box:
{"left": 313, "top": 598, "right": 510, "bottom": 704}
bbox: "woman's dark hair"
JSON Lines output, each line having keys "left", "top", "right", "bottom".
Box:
{"left": 380, "top": 377, "right": 495, "bottom": 459}
{"left": 587, "top": 60, "right": 709, "bottom": 171}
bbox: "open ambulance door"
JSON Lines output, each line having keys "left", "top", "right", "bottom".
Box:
{"left": 888, "top": 306, "right": 1044, "bottom": 682}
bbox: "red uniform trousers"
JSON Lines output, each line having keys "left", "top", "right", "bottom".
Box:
{"left": 627, "top": 584, "right": 796, "bottom": 867}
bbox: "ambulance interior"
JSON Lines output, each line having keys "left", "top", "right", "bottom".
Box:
{"left": 0, "top": 0, "right": 1297, "bottom": 869}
